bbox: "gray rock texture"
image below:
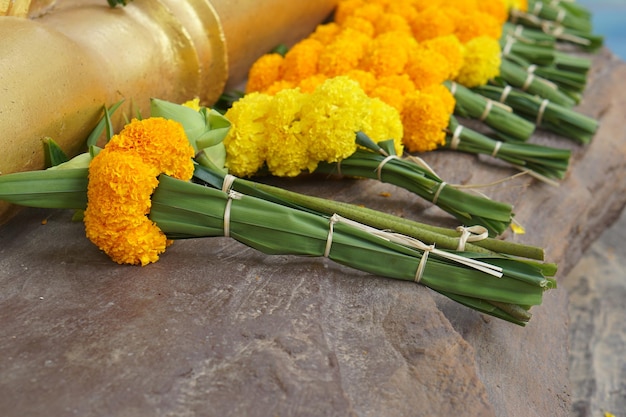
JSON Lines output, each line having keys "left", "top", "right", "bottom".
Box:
{"left": 567, "top": 208, "right": 626, "bottom": 417}
{"left": 1, "top": 50, "right": 626, "bottom": 417}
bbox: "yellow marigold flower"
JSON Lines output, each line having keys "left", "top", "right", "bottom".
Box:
{"left": 404, "top": 45, "right": 451, "bottom": 90}
{"left": 301, "top": 76, "right": 371, "bottom": 163}
{"left": 359, "top": 31, "right": 413, "bottom": 77}
{"left": 422, "top": 35, "right": 465, "bottom": 80}
{"left": 364, "top": 98, "right": 404, "bottom": 156}
{"left": 453, "top": 11, "right": 502, "bottom": 43}
{"left": 309, "top": 22, "right": 341, "bottom": 45}
{"left": 245, "top": 53, "right": 284, "bottom": 93}
{"left": 410, "top": 7, "right": 455, "bottom": 42}
{"left": 283, "top": 38, "right": 324, "bottom": 83}
{"left": 264, "top": 89, "right": 315, "bottom": 177}
{"left": 401, "top": 90, "right": 449, "bottom": 153}
{"left": 297, "top": 74, "right": 328, "bottom": 93}
{"left": 84, "top": 118, "right": 195, "bottom": 266}
{"left": 318, "top": 28, "right": 371, "bottom": 77}
{"left": 455, "top": 36, "right": 502, "bottom": 88}
{"left": 421, "top": 84, "right": 456, "bottom": 115}
{"left": 340, "top": 15, "right": 375, "bottom": 38}
{"left": 506, "top": 0, "right": 528, "bottom": 12}
{"left": 224, "top": 92, "right": 274, "bottom": 177}
{"left": 182, "top": 97, "right": 201, "bottom": 111}
{"left": 105, "top": 117, "right": 195, "bottom": 180}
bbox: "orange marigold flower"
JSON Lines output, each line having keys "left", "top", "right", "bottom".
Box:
{"left": 340, "top": 15, "right": 375, "bottom": 38}
{"left": 404, "top": 45, "right": 451, "bottom": 90}
{"left": 373, "top": 13, "right": 412, "bottom": 36}
{"left": 104, "top": 117, "right": 195, "bottom": 180}
{"left": 359, "top": 31, "right": 413, "bottom": 77}
{"left": 84, "top": 118, "right": 195, "bottom": 266}
{"left": 478, "top": 0, "right": 509, "bottom": 24}
{"left": 297, "top": 74, "right": 328, "bottom": 93}
{"left": 370, "top": 85, "right": 406, "bottom": 113}
{"left": 345, "top": 69, "right": 377, "bottom": 94}
{"left": 334, "top": 0, "right": 365, "bottom": 24}
{"left": 318, "top": 28, "right": 371, "bottom": 77}
{"left": 309, "top": 22, "right": 341, "bottom": 45}
{"left": 385, "top": 1, "right": 419, "bottom": 23}
{"left": 421, "top": 84, "right": 456, "bottom": 115}
{"left": 245, "top": 53, "right": 284, "bottom": 93}
{"left": 443, "top": 0, "right": 478, "bottom": 14}
{"left": 349, "top": 2, "right": 385, "bottom": 25}
{"left": 411, "top": 0, "right": 443, "bottom": 13}
{"left": 283, "top": 38, "right": 324, "bottom": 83}
{"left": 422, "top": 35, "right": 465, "bottom": 80}
{"left": 410, "top": 7, "right": 455, "bottom": 42}
{"left": 369, "top": 74, "right": 415, "bottom": 112}
{"left": 455, "top": 36, "right": 502, "bottom": 88}
{"left": 453, "top": 11, "right": 502, "bottom": 43}
{"left": 263, "top": 79, "right": 296, "bottom": 95}
{"left": 401, "top": 90, "right": 449, "bottom": 153}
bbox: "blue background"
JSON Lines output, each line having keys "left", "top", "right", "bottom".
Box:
{"left": 578, "top": 0, "right": 626, "bottom": 59}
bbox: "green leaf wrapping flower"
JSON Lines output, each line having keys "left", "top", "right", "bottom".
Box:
{"left": 474, "top": 85, "right": 598, "bottom": 144}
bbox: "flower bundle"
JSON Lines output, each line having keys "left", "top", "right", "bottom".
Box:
{"left": 473, "top": 84, "right": 598, "bottom": 144}
{"left": 0, "top": 105, "right": 557, "bottom": 325}
{"left": 443, "top": 116, "right": 571, "bottom": 183}
{"left": 238, "top": 0, "right": 601, "bottom": 191}
{"left": 508, "top": 0, "right": 604, "bottom": 50}
{"left": 220, "top": 76, "right": 514, "bottom": 236}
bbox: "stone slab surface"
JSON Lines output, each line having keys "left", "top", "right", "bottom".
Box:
{"left": 1, "top": 50, "right": 626, "bottom": 417}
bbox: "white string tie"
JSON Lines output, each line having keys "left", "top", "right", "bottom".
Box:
{"left": 522, "top": 73, "right": 535, "bottom": 91}
{"left": 223, "top": 190, "right": 243, "bottom": 238}
{"left": 432, "top": 182, "right": 447, "bottom": 205}
{"left": 414, "top": 244, "right": 435, "bottom": 283}
{"left": 449, "top": 82, "right": 458, "bottom": 97}
{"left": 455, "top": 226, "right": 489, "bottom": 251}
{"left": 222, "top": 174, "right": 237, "bottom": 193}
{"left": 450, "top": 125, "right": 464, "bottom": 150}
{"left": 528, "top": 64, "right": 537, "bottom": 74}
{"left": 326, "top": 214, "right": 503, "bottom": 279}
{"left": 324, "top": 214, "right": 339, "bottom": 257}
{"left": 502, "top": 36, "right": 515, "bottom": 57}
{"left": 376, "top": 155, "right": 398, "bottom": 181}
{"left": 499, "top": 85, "right": 512, "bottom": 103}
{"left": 536, "top": 99, "right": 550, "bottom": 126}
{"left": 480, "top": 100, "right": 494, "bottom": 121}
{"left": 491, "top": 141, "right": 503, "bottom": 158}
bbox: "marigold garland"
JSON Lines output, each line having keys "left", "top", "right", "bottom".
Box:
{"left": 245, "top": 0, "right": 507, "bottom": 154}
{"left": 227, "top": 76, "right": 403, "bottom": 177}
{"left": 84, "top": 117, "right": 195, "bottom": 265}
